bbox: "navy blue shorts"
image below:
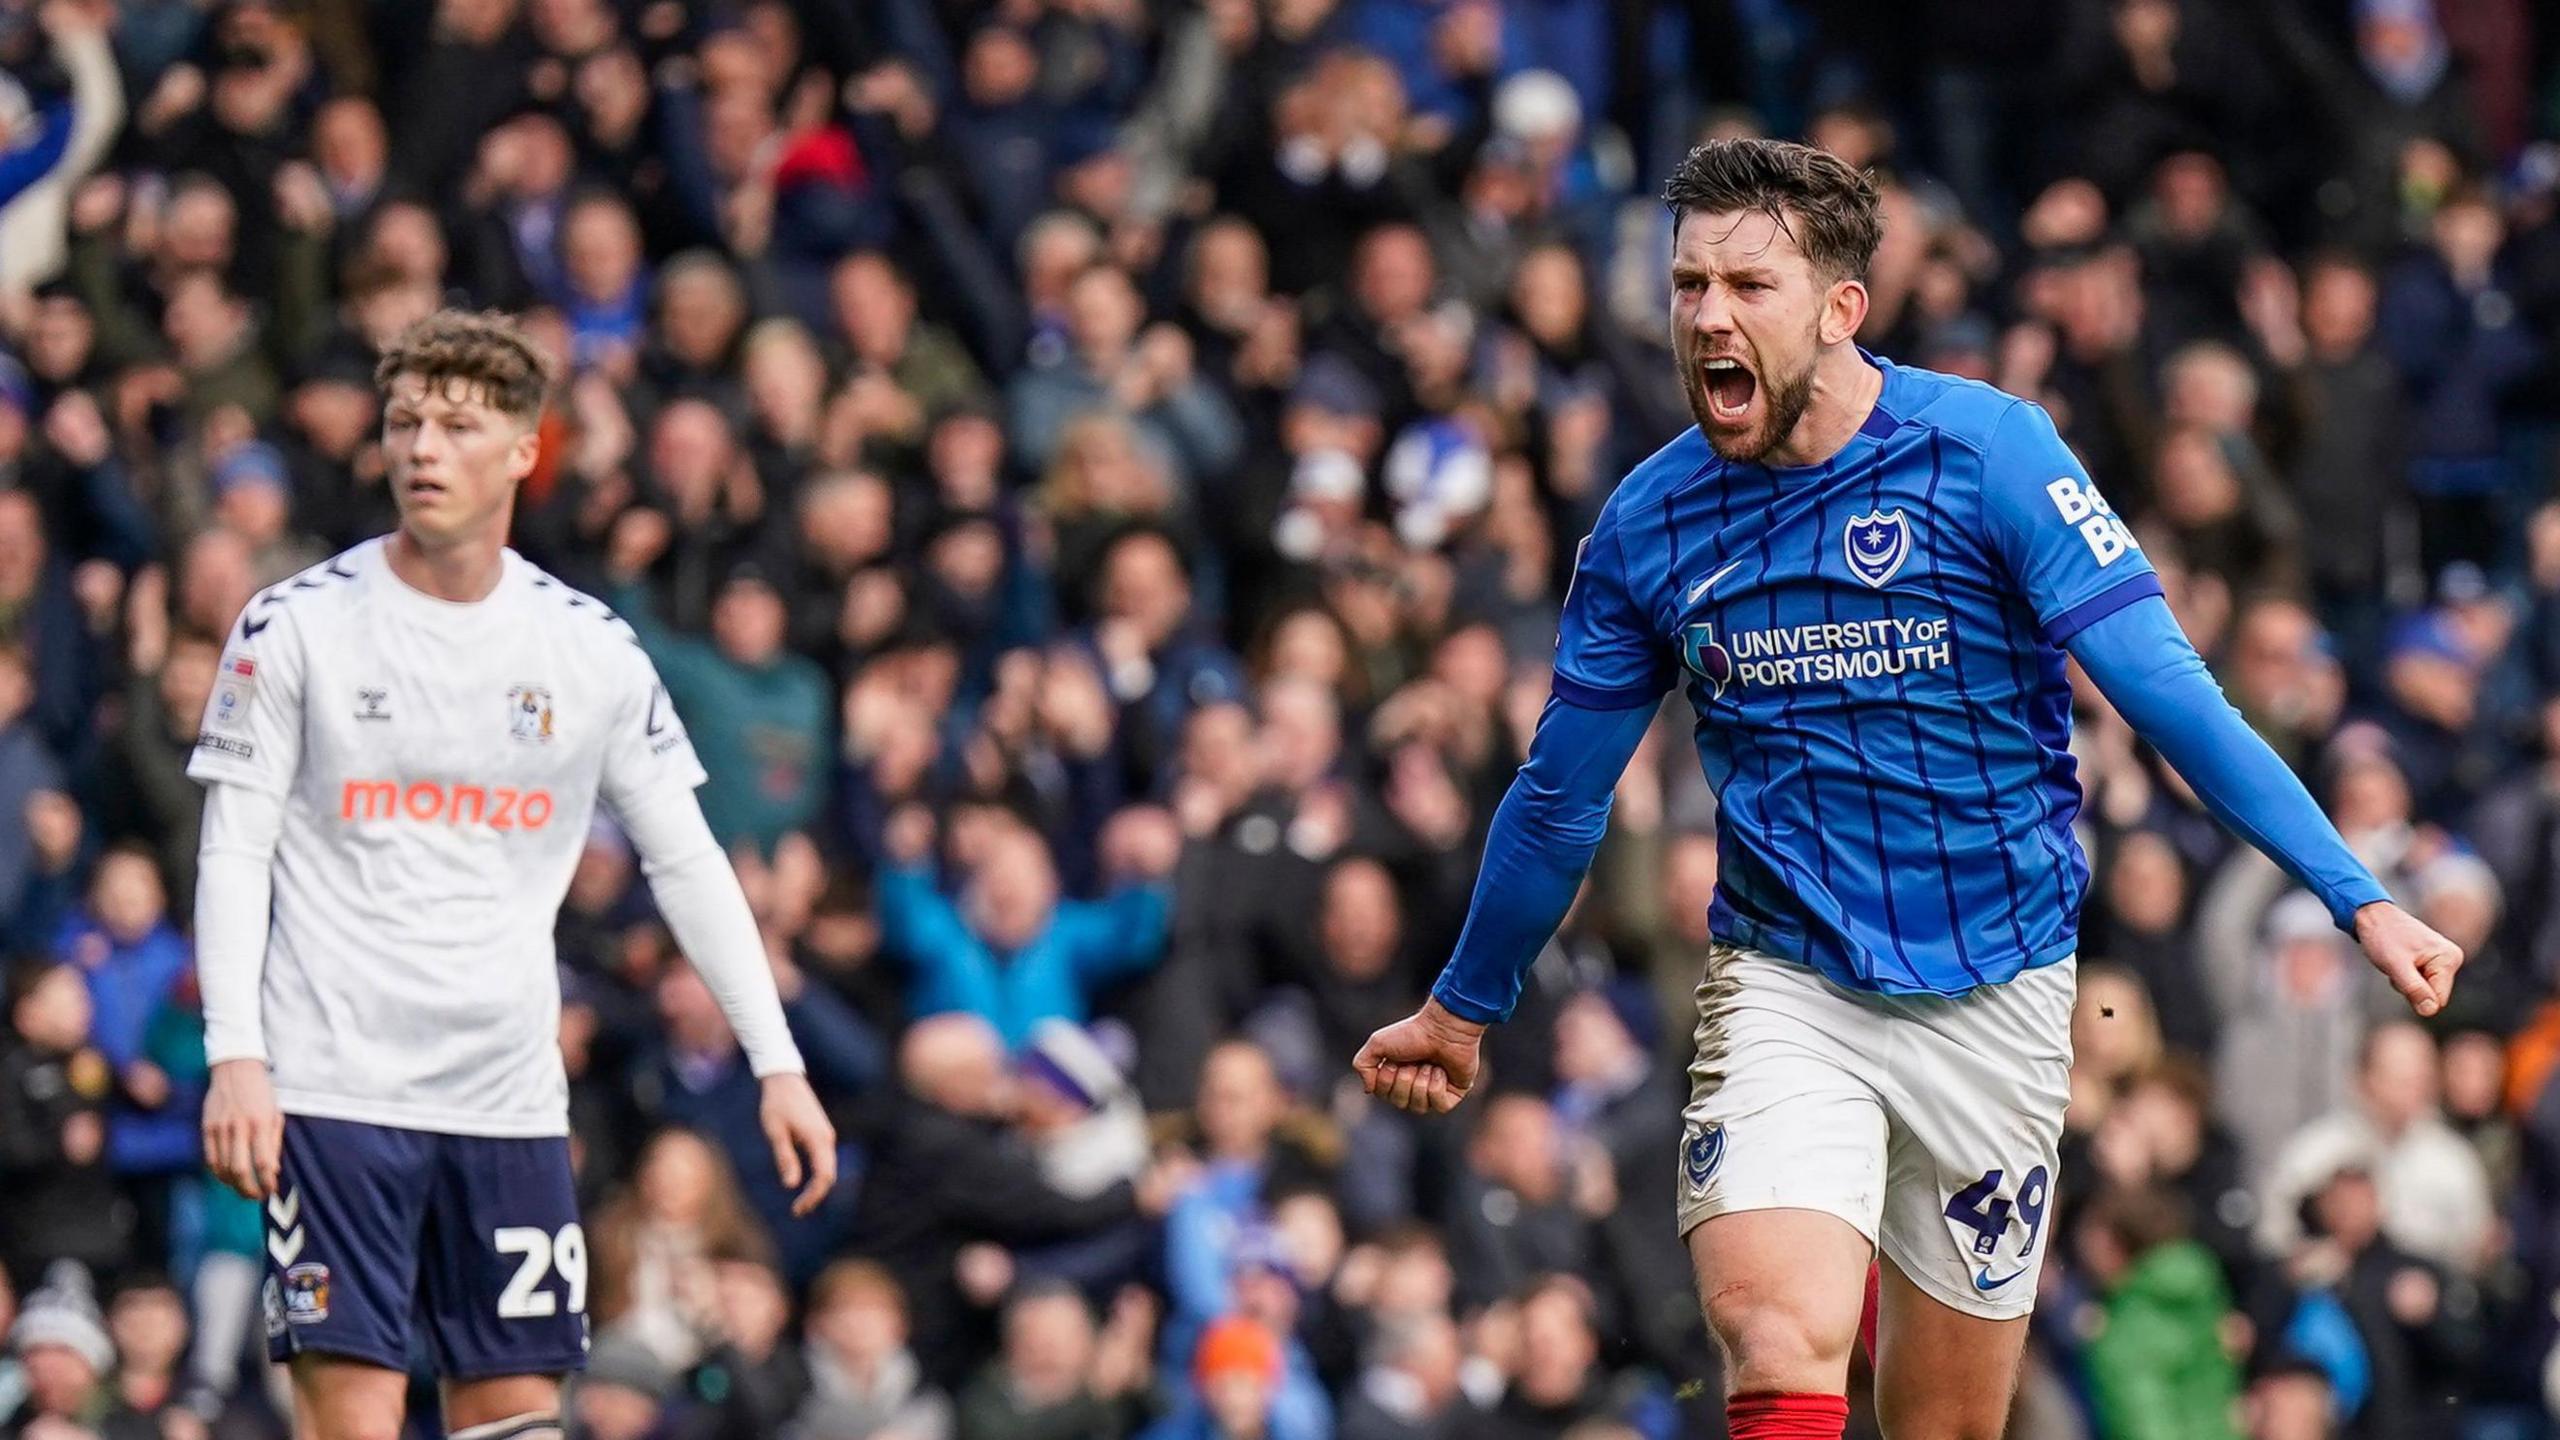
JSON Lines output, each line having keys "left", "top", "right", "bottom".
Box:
{"left": 263, "top": 1116, "right": 589, "bottom": 1379}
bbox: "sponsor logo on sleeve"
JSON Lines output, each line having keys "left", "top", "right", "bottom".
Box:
{"left": 2045, "top": 476, "right": 2140, "bottom": 566}
{"left": 195, "top": 734, "right": 256, "bottom": 761}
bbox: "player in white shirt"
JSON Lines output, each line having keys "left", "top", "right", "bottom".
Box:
{"left": 189, "top": 311, "right": 836, "bottom": 1440}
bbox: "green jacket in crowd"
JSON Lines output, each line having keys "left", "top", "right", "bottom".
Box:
{"left": 2086, "top": 1239, "right": 2244, "bottom": 1440}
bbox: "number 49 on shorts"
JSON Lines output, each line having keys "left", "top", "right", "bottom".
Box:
{"left": 1943, "top": 1166, "right": 2050, "bottom": 1260}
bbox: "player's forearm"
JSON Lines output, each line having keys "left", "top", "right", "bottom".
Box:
{"left": 1430, "top": 696, "right": 1656, "bottom": 1023}
{"left": 2069, "top": 597, "right": 2388, "bottom": 927}
{"left": 614, "top": 785, "right": 807, "bottom": 1077}
{"left": 194, "top": 784, "right": 284, "bottom": 1065}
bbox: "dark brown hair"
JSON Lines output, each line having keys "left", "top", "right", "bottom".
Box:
{"left": 374, "top": 309, "right": 555, "bottom": 426}
{"left": 1662, "top": 138, "right": 1883, "bottom": 282}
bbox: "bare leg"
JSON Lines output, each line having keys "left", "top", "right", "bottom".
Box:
{"left": 1872, "top": 1255, "right": 2029, "bottom": 1440}
{"left": 288, "top": 1355, "right": 408, "bottom": 1440}
{"left": 442, "top": 1373, "right": 565, "bottom": 1437}
{"left": 1687, "top": 1207, "right": 1874, "bottom": 1396}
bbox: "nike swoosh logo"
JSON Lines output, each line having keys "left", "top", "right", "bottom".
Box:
{"left": 1973, "top": 1267, "right": 2028, "bottom": 1292}
{"left": 1686, "top": 559, "right": 1747, "bottom": 604}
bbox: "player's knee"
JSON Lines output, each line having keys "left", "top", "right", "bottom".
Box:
{"left": 1701, "top": 1283, "right": 1856, "bottom": 1391}
{"left": 292, "top": 1362, "right": 408, "bottom": 1440}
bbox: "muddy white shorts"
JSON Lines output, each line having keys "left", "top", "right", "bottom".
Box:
{"left": 1675, "top": 944, "right": 2076, "bottom": 1320}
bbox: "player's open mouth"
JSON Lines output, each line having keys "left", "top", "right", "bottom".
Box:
{"left": 406, "top": 478, "right": 447, "bottom": 500}
{"left": 1703, "top": 357, "right": 1756, "bottom": 421}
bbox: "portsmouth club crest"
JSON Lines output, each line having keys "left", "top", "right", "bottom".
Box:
{"left": 1682, "top": 1120, "right": 1727, "bottom": 1199}
{"left": 508, "top": 684, "right": 555, "bottom": 744}
{"left": 1844, "top": 509, "right": 1913, "bottom": 588}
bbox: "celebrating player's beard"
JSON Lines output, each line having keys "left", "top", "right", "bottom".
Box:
{"left": 1679, "top": 317, "right": 1820, "bottom": 465}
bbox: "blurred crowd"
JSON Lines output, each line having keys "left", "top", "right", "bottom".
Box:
{"left": 0, "top": 0, "right": 2558, "bottom": 1437}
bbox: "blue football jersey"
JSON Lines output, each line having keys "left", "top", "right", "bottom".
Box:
{"left": 1555, "top": 355, "right": 2159, "bottom": 995}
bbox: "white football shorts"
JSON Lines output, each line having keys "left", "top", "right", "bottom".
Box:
{"left": 1675, "top": 943, "right": 2076, "bottom": 1321}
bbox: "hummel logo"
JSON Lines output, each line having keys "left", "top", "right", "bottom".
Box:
{"left": 266, "top": 1186, "right": 305, "bottom": 1266}
{"left": 1686, "top": 559, "right": 1747, "bottom": 605}
{"left": 355, "top": 688, "right": 390, "bottom": 721}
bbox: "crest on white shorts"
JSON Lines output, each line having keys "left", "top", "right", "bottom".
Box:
{"left": 1682, "top": 1120, "right": 1726, "bottom": 1198}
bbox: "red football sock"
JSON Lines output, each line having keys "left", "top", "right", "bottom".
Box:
{"left": 1728, "top": 1391, "right": 1850, "bottom": 1439}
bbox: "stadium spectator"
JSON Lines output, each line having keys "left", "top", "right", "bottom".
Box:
{"left": 791, "top": 1258, "right": 954, "bottom": 1440}
{"left": 1482, "top": 1275, "right": 1622, "bottom": 1440}
{"left": 1145, "top": 1312, "right": 1307, "bottom": 1440}
{"left": 587, "top": 1126, "right": 776, "bottom": 1375}
{"left": 98, "top": 1276, "right": 186, "bottom": 1432}
{"left": 1337, "top": 1309, "right": 1473, "bottom": 1440}
{"left": 850, "top": 1014, "right": 1170, "bottom": 1387}
{"left": 566, "top": 1334, "right": 679, "bottom": 1440}
{"left": 953, "top": 1280, "right": 1153, "bottom": 1440}
{"left": 2074, "top": 1184, "right": 2245, "bottom": 1440}
{"left": 874, "top": 805, "right": 1175, "bottom": 1046}
{"left": 4, "top": 1260, "right": 148, "bottom": 1440}
{"left": 2205, "top": 888, "right": 2377, "bottom": 1187}
{"left": 1, "top": 965, "right": 124, "bottom": 1291}
{"left": 2256, "top": 1021, "right": 2497, "bottom": 1275}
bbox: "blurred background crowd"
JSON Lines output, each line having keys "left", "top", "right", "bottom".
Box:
{"left": 0, "top": 0, "right": 2557, "bottom": 1436}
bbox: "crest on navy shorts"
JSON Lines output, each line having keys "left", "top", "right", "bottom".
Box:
{"left": 1682, "top": 1121, "right": 1726, "bottom": 1198}
{"left": 283, "top": 1263, "right": 330, "bottom": 1324}
{"left": 1843, "top": 509, "right": 1912, "bottom": 588}
{"left": 1680, "top": 623, "right": 1734, "bottom": 701}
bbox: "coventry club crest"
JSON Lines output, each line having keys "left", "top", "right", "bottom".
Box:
{"left": 508, "top": 684, "right": 555, "bottom": 744}
{"left": 1680, "top": 623, "right": 1734, "bottom": 700}
{"left": 1844, "top": 509, "right": 1913, "bottom": 588}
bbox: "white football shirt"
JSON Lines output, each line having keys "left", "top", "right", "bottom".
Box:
{"left": 188, "top": 538, "right": 709, "bottom": 1137}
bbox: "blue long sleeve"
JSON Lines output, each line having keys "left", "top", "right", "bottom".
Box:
{"left": 2068, "top": 596, "right": 2388, "bottom": 929}
{"left": 1062, "top": 883, "right": 1171, "bottom": 986}
{"left": 1429, "top": 696, "right": 1656, "bottom": 1023}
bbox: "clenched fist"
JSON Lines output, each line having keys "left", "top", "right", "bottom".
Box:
{"left": 1353, "top": 998, "right": 1485, "bottom": 1115}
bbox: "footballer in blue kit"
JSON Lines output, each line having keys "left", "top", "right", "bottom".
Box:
{"left": 1354, "top": 139, "right": 2463, "bottom": 1439}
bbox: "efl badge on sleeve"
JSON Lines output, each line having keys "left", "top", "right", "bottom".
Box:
{"left": 508, "top": 685, "right": 555, "bottom": 744}
{"left": 213, "top": 655, "right": 257, "bottom": 729}
{"left": 1844, "top": 509, "right": 1912, "bottom": 589}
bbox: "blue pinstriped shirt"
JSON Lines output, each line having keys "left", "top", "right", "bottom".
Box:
{"left": 1554, "top": 356, "right": 2160, "bottom": 995}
